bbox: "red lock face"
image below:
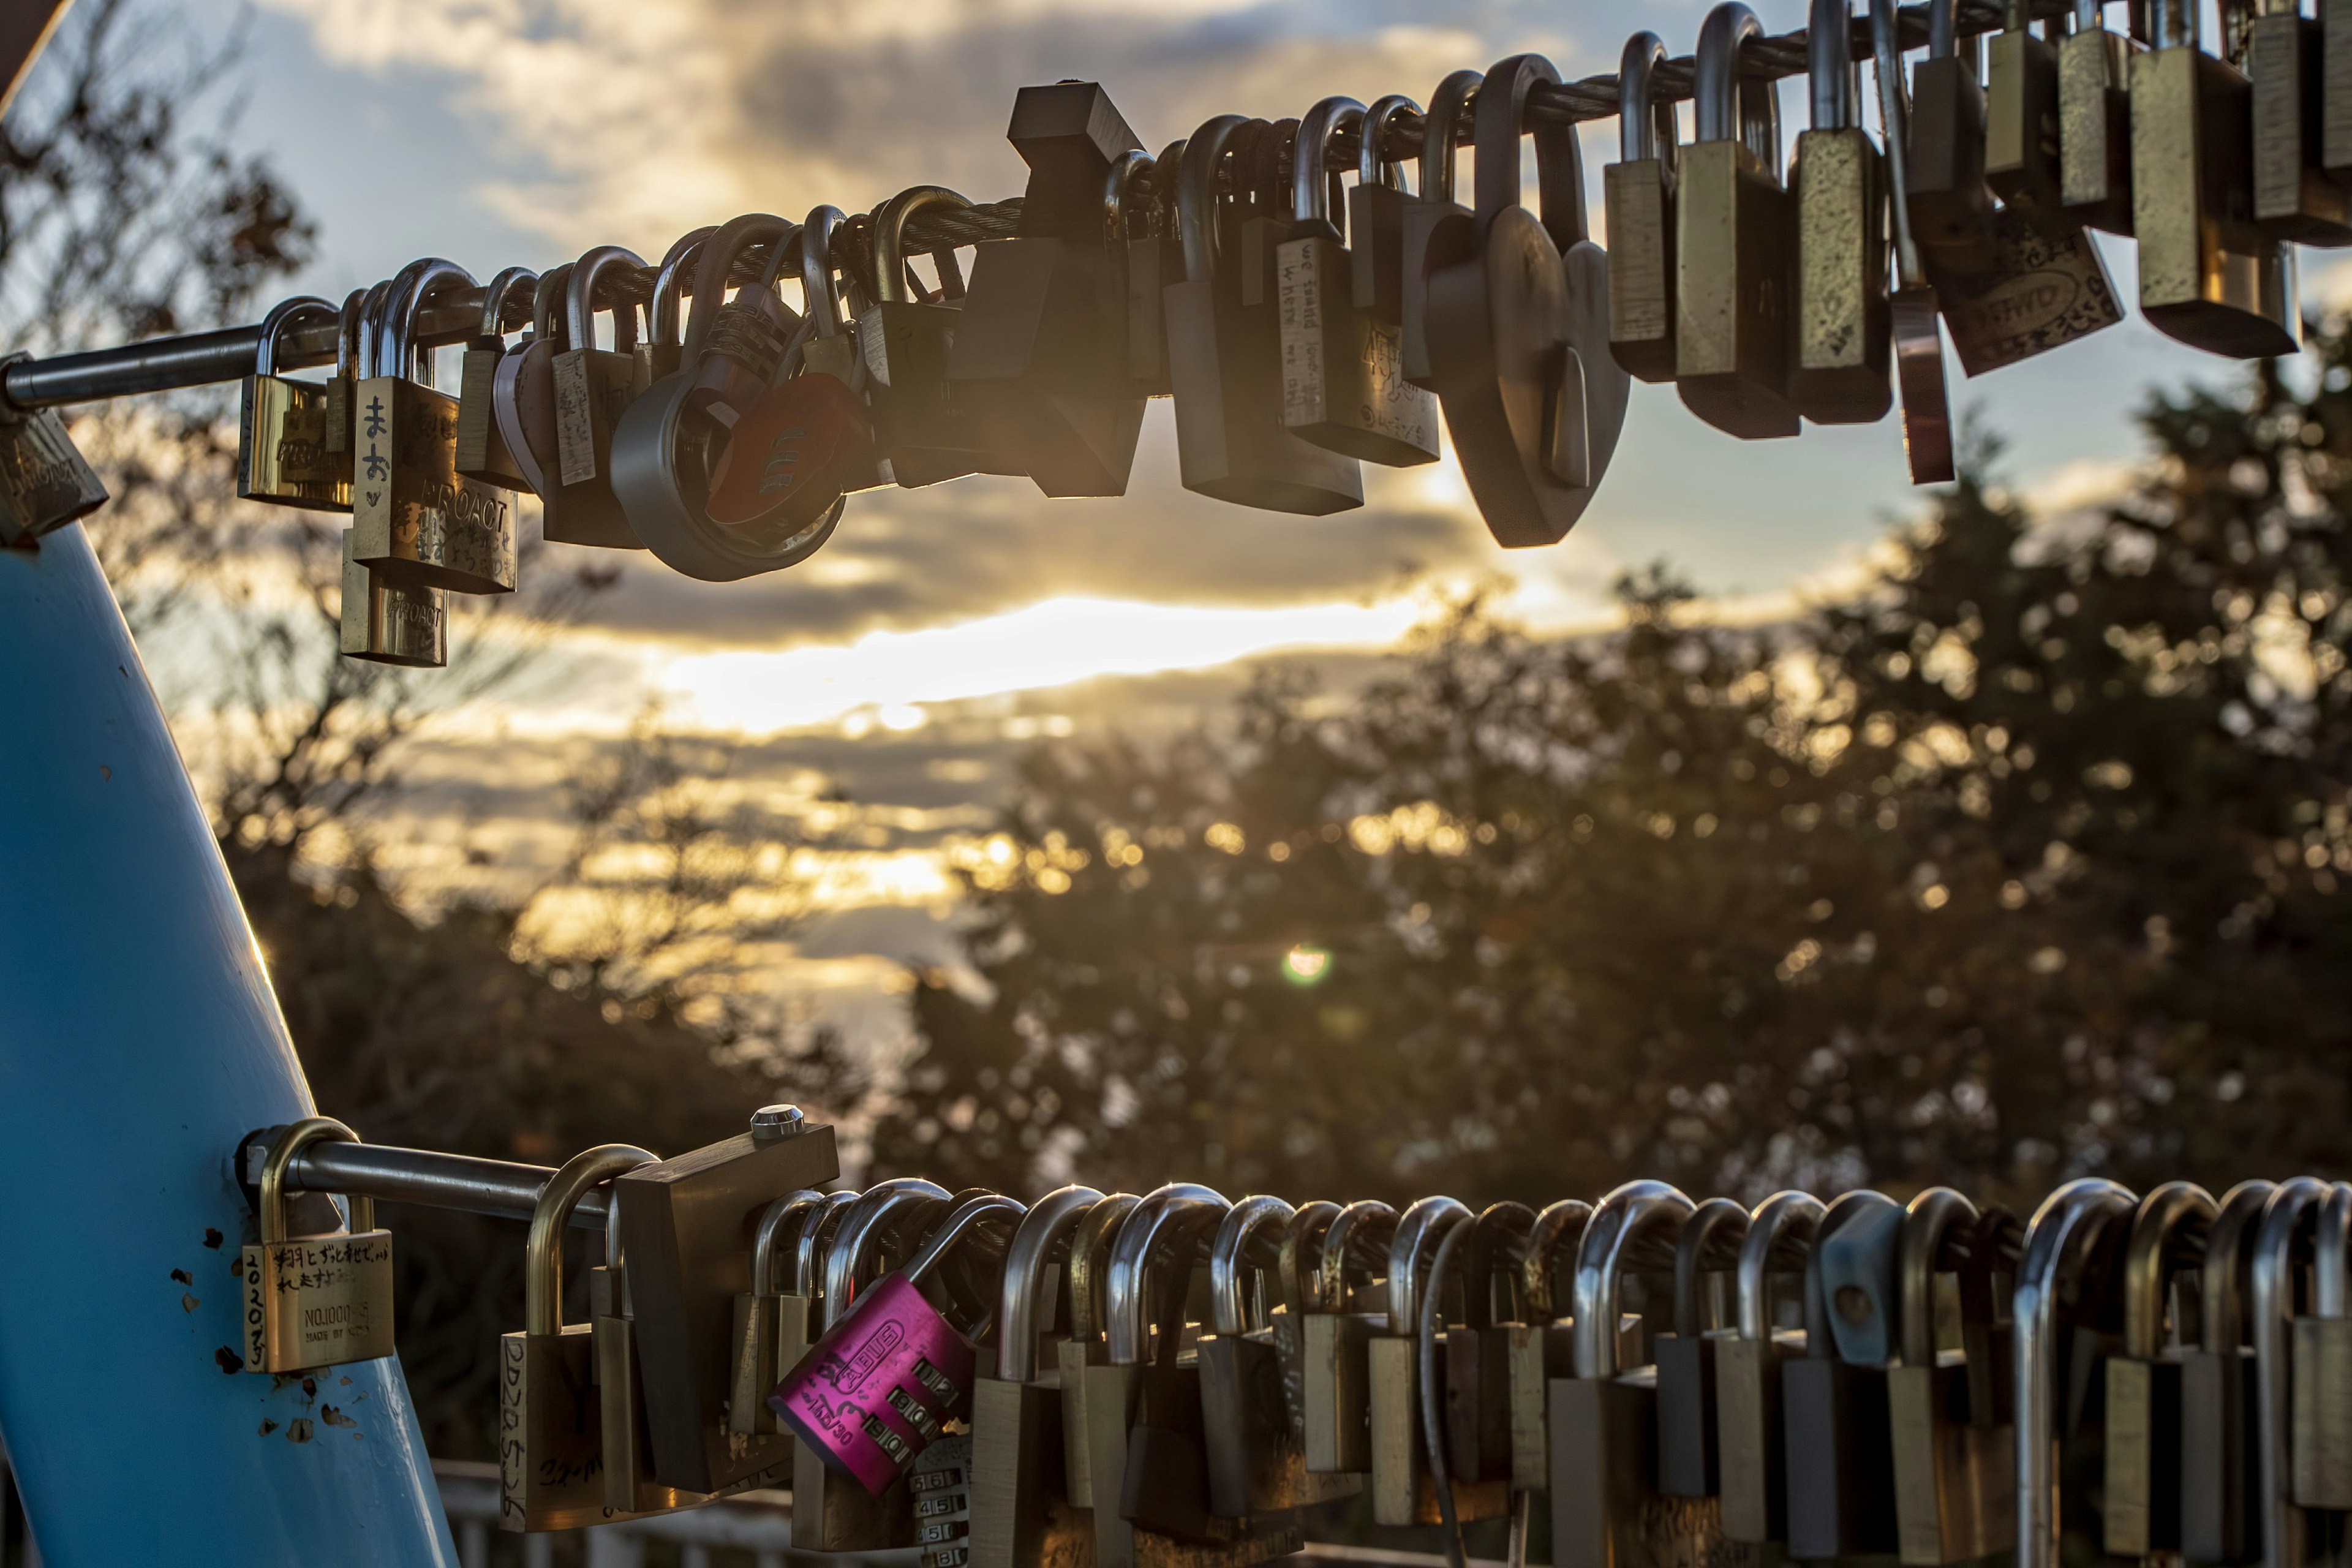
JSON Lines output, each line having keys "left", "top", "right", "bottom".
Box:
{"left": 706, "top": 372, "right": 873, "bottom": 532}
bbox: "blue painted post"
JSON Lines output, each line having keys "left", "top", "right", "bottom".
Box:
{"left": 0, "top": 526, "right": 456, "bottom": 1566}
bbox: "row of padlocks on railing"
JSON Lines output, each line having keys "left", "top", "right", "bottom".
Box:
{"left": 0, "top": 0, "right": 2334, "bottom": 663}
{"left": 236, "top": 1112, "right": 2352, "bottom": 1565}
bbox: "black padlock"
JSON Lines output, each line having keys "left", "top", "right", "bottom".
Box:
{"left": 1784, "top": 1188, "right": 1905, "bottom": 1559}
{"left": 1400, "top": 69, "right": 1481, "bottom": 389}
{"left": 2182, "top": 1180, "right": 2277, "bottom": 1565}
{"left": 1656, "top": 1196, "right": 1747, "bottom": 1498}
{"left": 1348, "top": 93, "right": 1422, "bottom": 329}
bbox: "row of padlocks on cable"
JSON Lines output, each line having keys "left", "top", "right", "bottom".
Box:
{"left": 237, "top": 1115, "right": 2352, "bottom": 1559}
{"left": 210, "top": 0, "right": 2344, "bottom": 668}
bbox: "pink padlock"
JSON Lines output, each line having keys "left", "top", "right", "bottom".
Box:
{"left": 772, "top": 1190, "right": 1025, "bottom": 1494}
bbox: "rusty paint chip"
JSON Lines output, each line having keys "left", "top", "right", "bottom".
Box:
{"left": 181, "top": 1292, "right": 200, "bottom": 1313}
{"left": 257, "top": 1419, "right": 277, "bottom": 1437}
{"left": 214, "top": 1346, "right": 243, "bottom": 1375}
{"left": 170, "top": 1268, "right": 193, "bottom": 1286}
{"left": 203, "top": 1227, "right": 224, "bottom": 1250}
{"left": 285, "top": 1419, "right": 312, "bottom": 1444}
{"left": 321, "top": 1405, "right": 357, "bottom": 1430}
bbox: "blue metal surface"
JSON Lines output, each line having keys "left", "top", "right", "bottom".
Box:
{"left": 0, "top": 526, "right": 456, "bottom": 1566}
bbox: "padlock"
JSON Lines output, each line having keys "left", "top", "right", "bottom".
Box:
{"left": 684, "top": 216, "right": 797, "bottom": 429}
{"left": 861, "top": 185, "right": 1021, "bottom": 488}
{"left": 1200, "top": 1194, "right": 1363, "bottom": 1515}
{"left": 1655, "top": 1196, "right": 1747, "bottom": 1498}
{"left": 1102, "top": 1183, "right": 1229, "bottom": 1551}
{"left": 592, "top": 1204, "right": 698, "bottom": 1516}
{"left": 1303, "top": 1198, "right": 1397, "bottom": 1476}
{"left": 2248, "top": 1177, "right": 2332, "bottom": 1562}
{"left": 2290, "top": 1182, "right": 2352, "bottom": 1509}
{"left": 1906, "top": 0, "right": 2000, "bottom": 278}
{"left": 1508, "top": 1198, "right": 1594, "bottom": 1494}
{"left": 1784, "top": 1188, "right": 1904, "bottom": 1559}
{"left": 337, "top": 530, "right": 445, "bottom": 667}
{"left": 239, "top": 1117, "right": 394, "bottom": 1375}
{"left": 1869, "top": 0, "right": 1958, "bottom": 486}
{"left": 238, "top": 294, "right": 352, "bottom": 511}
{"left": 1428, "top": 51, "right": 1632, "bottom": 542}
{"left": 499, "top": 1142, "right": 674, "bottom": 1532}
{"left": 1675, "top": 4, "right": 1800, "bottom": 440}
{"left": 785, "top": 1189, "right": 865, "bottom": 1404}
{"left": 1060, "top": 1191, "right": 1144, "bottom": 1516}
{"left": 1719, "top": 1189, "right": 1826, "bottom": 1543}
{"left": 2182, "top": 1180, "right": 2279, "bottom": 1564}
{"left": 2133, "top": 0, "right": 2302, "bottom": 357}
{"left": 1986, "top": 0, "right": 2065, "bottom": 209}
{"left": 2060, "top": 0, "right": 2139, "bottom": 233}
{"left": 773, "top": 1189, "right": 1026, "bottom": 1494}
{"left": 636, "top": 227, "right": 714, "bottom": 392}
{"left": 1605, "top": 34, "right": 1678, "bottom": 383}
{"left": 1884, "top": 1187, "right": 2016, "bottom": 1565}
{"left": 1164, "top": 115, "right": 1363, "bottom": 514}
{"left": 321, "top": 285, "right": 368, "bottom": 459}
{"left": 352, "top": 257, "right": 518, "bottom": 595}
{"left": 454, "top": 265, "right": 535, "bottom": 487}
{"left": 490, "top": 263, "right": 567, "bottom": 503}
{"left": 1550, "top": 1180, "right": 1719, "bottom": 1568}
{"left": 2248, "top": 0, "right": 2352, "bottom": 243}
{"left": 1372, "top": 1197, "right": 1495, "bottom": 1525}
{"left": 1123, "top": 145, "right": 1185, "bottom": 399}
{"left": 1349, "top": 94, "right": 1420, "bottom": 331}
{"left": 802, "top": 205, "right": 867, "bottom": 388}
{"left": 1400, "top": 70, "right": 1482, "bottom": 389}
{"left": 2105, "top": 1181, "right": 2216, "bottom": 1558}
{"left": 1788, "top": 0, "right": 1893, "bottom": 427}
{"left": 786, "top": 1178, "right": 953, "bottom": 1551}
{"left": 970, "top": 1184, "right": 1107, "bottom": 1568}
{"left": 1276, "top": 96, "right": 1439, "bottom": 467}
{"left": 2015, "top": 1178, "right": 2138, "bottom": 1568}
{"left": 547, "top": 243, "right": 651, "bottom": 549}
{"left": 729, "top": 1188, "right": 827, "bottom": 1438}
{"left": 917, "top": 1433, "right": 978, "bottom": 1568}
{"left": 1444, "top": 1202, "right": 1538, "bottom": 1487}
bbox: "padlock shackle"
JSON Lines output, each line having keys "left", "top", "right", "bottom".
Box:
{"left": 1620, "top": 34, "right": 1676, "bottom": 167}
{"left": 333, "top": 287, "right": 369, "bottom": 382}
{"left": 995, "top": 1184, "right": 1107, "bottom": 1382}
{"left": 1386, "top": 1194, "right": 1473, "bottom": 1336}
{"left": 1318, "top": 1198, "right": 1399, "bottom": 1312}
{"left": 1447, "top": 1200, "right": 1536, "bottom": 1331}
{"left": 1736, "top": 1189, "right": 1825, "bottom": 1341}
{"left": 2201, "top": 1179, "right": 2278, "bottom": 1352}
{"left": 684, "top": 213, "right": 790, "bottom": 363}
{"left": 794, "top": 1187, "right": 862, "bottom": 1298}
{"left": 1574, "top": 1180, "right": 1691, "bottom": 1378}
{"left": 1672, "top": 1197, "right": 1751, "bottom": 1339}
{"left": 1421, "top": 70, "right": 1481, "bottom": 205}
{"left": 1209, "top": 1194, "right": 1297, "bottom": 1336}
{"left": 750, "top": 1188, "right": 828, "bottom": 1300}
{"left": 1104, "top": 149, "right": 1153, "bottom": 244}
{"left": 258, "top": 1117, "right": 369, "bottom": 1245}
{"left": 646, "top": 227, "right": 712, "bottom": 351}
{"left": 523, "top": 1143, "right": 655, "bottom": 1337}
{"left": 530, "top": 265, "right": 573, "bottom": 351}
{"left": 383, "top": 257, "right": 475, "bottom": 383}
{"left": 476, "top": 266, "right": 538, "bottom": 344}
{"left": 1106, "top": 1181, "right": 1229, "bottom": 1365}
{"left": 1896, "top": 1186, "right": 1979, "bottom": 1368}
{"left": 1869, "top": 0, "right": 1928, "bottom": 288}
{"left": 1360, "top": 95, "right": 1419, "bottom": 190}
{"left": 905, "top": 1189, "right": 1026, "bottom": 1288}
{"left": 567, "top": 244, "right": 647, "bottom": 358}
{"left": 1066, "top": 1191, "right": 1142, "bottom": 1348}
{"left": 356, "top": 279, "right": 395, "bottom": 381}
{"left": 1807, "top": 0, "right": 1858, "bottom": 133}
{"left": 1279, "top": 1200, "right": 1341, "bottom": 1319}
{"left": 2015, "top": 1177, "right": 2136, "bottom": 1568}
{"left": 2250, "top": 1177, "right": 2331, "bottom": 1568}
{"left": 1292, "top": 97, "right": 1367, "bottom": 234}
{"left": 1694, "top": 3, "right": 1780, "bottom": 170}
{"left": 1928, "top": 0, "right": 1960, "bottom": 57}
{"left": 823, "top": 1177, "right": 951, "bottom": 1327}
{"left": 2120, "top": 1181, "right": 2217, "bottom": 1359}
{"left": 1520, "top": 1198, "right": 1593, "bottom": 1324}
{"left": 1807, "top": 1189, "right": 1903, "bottom": 1363}
{"left": 2321, "top": 1183, "right": 2352, "bottom": 1319}
{"left": 1177, "top": 115, "right": 1253, "bottom": 286}
{"left": 872, "top": 186, "right": 972, "bottom": 306}
{"left": 1472, "top": 53, "right": 1587, "bottom": 249}
{"left": 801, "top": 206, "right": 850, "bottom": 337}
{"left": 255, "top": 296, "right": 337, "bottom": 378}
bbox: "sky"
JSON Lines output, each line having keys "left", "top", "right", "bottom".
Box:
{"left": 146, "top": 0, "right": 2349, "bottom": 1060}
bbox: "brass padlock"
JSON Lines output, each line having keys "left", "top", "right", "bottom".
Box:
{"left": 970, "top": 1184, "right": 1107, "bottom": 1568}
{"left": 2290, "top": 1182, "right": 2352, "bottom": 1509}
{"left": 1870, "top": 0, "right": 1958, "bottom": 484}
{"left": 1348, "top": 94, "right": 1420, "bottom": 331}
{"left": 499, "top": 1142, "right": 675, "bottom": 1532}
{"left": 1605, "top": 32, "right": 1679, "bottom": 383}
{"left": 1059, "top": 1191, "right": 1143, "bottom": 1517}
{"left": 1905, "top": 0, "right": 2000, "bottom": 277}
{"left": 592, "top": 1214, "right": 697, "bottom": 1515}
{"left": 2105, "top": 1181, "right": 2215, "bottom": 1558}
{"left": 337, "top": 526, "right": 445, "bottom": 668}
{"left": 352, "top": 257, "right": 518, "bottom": 595}
{"left": 1676, "top": 2, "right": 1800, "bottom": 440}
{"left": 1654, "top": 1196, "right": 1747, "bottom": 1499}
{"left": 1442, "top": 1202, "right": 1538, "bottom": 1488}
{"left": 1785, "top": 1188, "right": 1905, "bottom": 1559}
{"left": 2133, "top": 0, "right": 2302, "bottom": 356}
{"left": 1303, "top": 1198, "right": 1397, "bottom": 1476}
{"left": 1789, "top": 0, "right": 1893, "bottom": 427}
{"left": 2182, "top": 1180, "right": 2278, "bottom": 1565}
{"left": 2250, "top": 1177, "right": 2333, "bottom": 1557}
{"left": 454, "top": 265, "right": 536, "bottom": 488}
{"left": 1887, "top": 1188, "right": 2016, "bottom": 1565}
{"left": 1277, "top": 95, "right": 1441, "bottom": 466}
{"left": 1550, "top": 1180, "right": 1715, "bottom": 1568}
{"left": 2248, "top": 0, "right": 2352, "bottom": 243}
{"left": 1399, "top": 70, "right": 1482, "bottom": 389}
{"left": 2060, "top": 0, "right": 2139, "bottom": 233}
{"left": 548, "top": 243, "right": 650, "bottom": 549}
{"left": 0, "top": 363, "right": 107, "bottom": 547}
{"left": 1200, "top": 1194, "right": 1362, "bottom": 1515}
{"left": 1986, "top": 0, "right": 2065, "bottom": 209}
{"left": 1370, "top": 1197, "right": 1505, "bottom": 1525}
{"left": 239, "top": 1117, "right": 394, "bottom": 1375}
{"left": 2014, "top": 1178, "right": 2138, "bottom": 1568}
{"left": 238, "top": 295, "right": 352, "bottom": 511}
{"left": 322, "top": 285, "right": 368, "bottom": 459}
{"left": 1718, "top": 1189, "right": 1825, "bottom": 1543}
{"left": 728, "top": 1188, "right": 827, "bottom": 1438}
{"left": 1507, "top": 1198, "right": 1593, "bottom": 1494}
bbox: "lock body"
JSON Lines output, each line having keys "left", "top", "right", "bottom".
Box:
{"left": 338, "top": 533, "right": 446, "bottom": 667}
{"left": 350, "top": 376, "right": 518, "bottom": 594}
{"left": 240, "top": 1228, "right": 395, "bottom": 1374}
{"left": 1605, "top": 158, "right": 1676, "bottom": 382}
{"left": 239, "top": 373, "right": 352, "bottom": 510}
{"left": 2059, "top": 26, "right": 2137, "bottom": 233}
{"left": 1788, "top": 127, "right": 1891, "bottom": 426}
{"left": 773, "top": 1271, "right": 978, "bottom": 1495}
{"left": 1675, "top": 139, "right": 1798, "bottom": 440}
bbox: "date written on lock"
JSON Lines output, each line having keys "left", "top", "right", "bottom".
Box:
{"left": 241, "top": 1233, "right": 396, "bottom": 1374}
{"left": 771, "top": 1273, "right": 978, "bottom": 1496}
